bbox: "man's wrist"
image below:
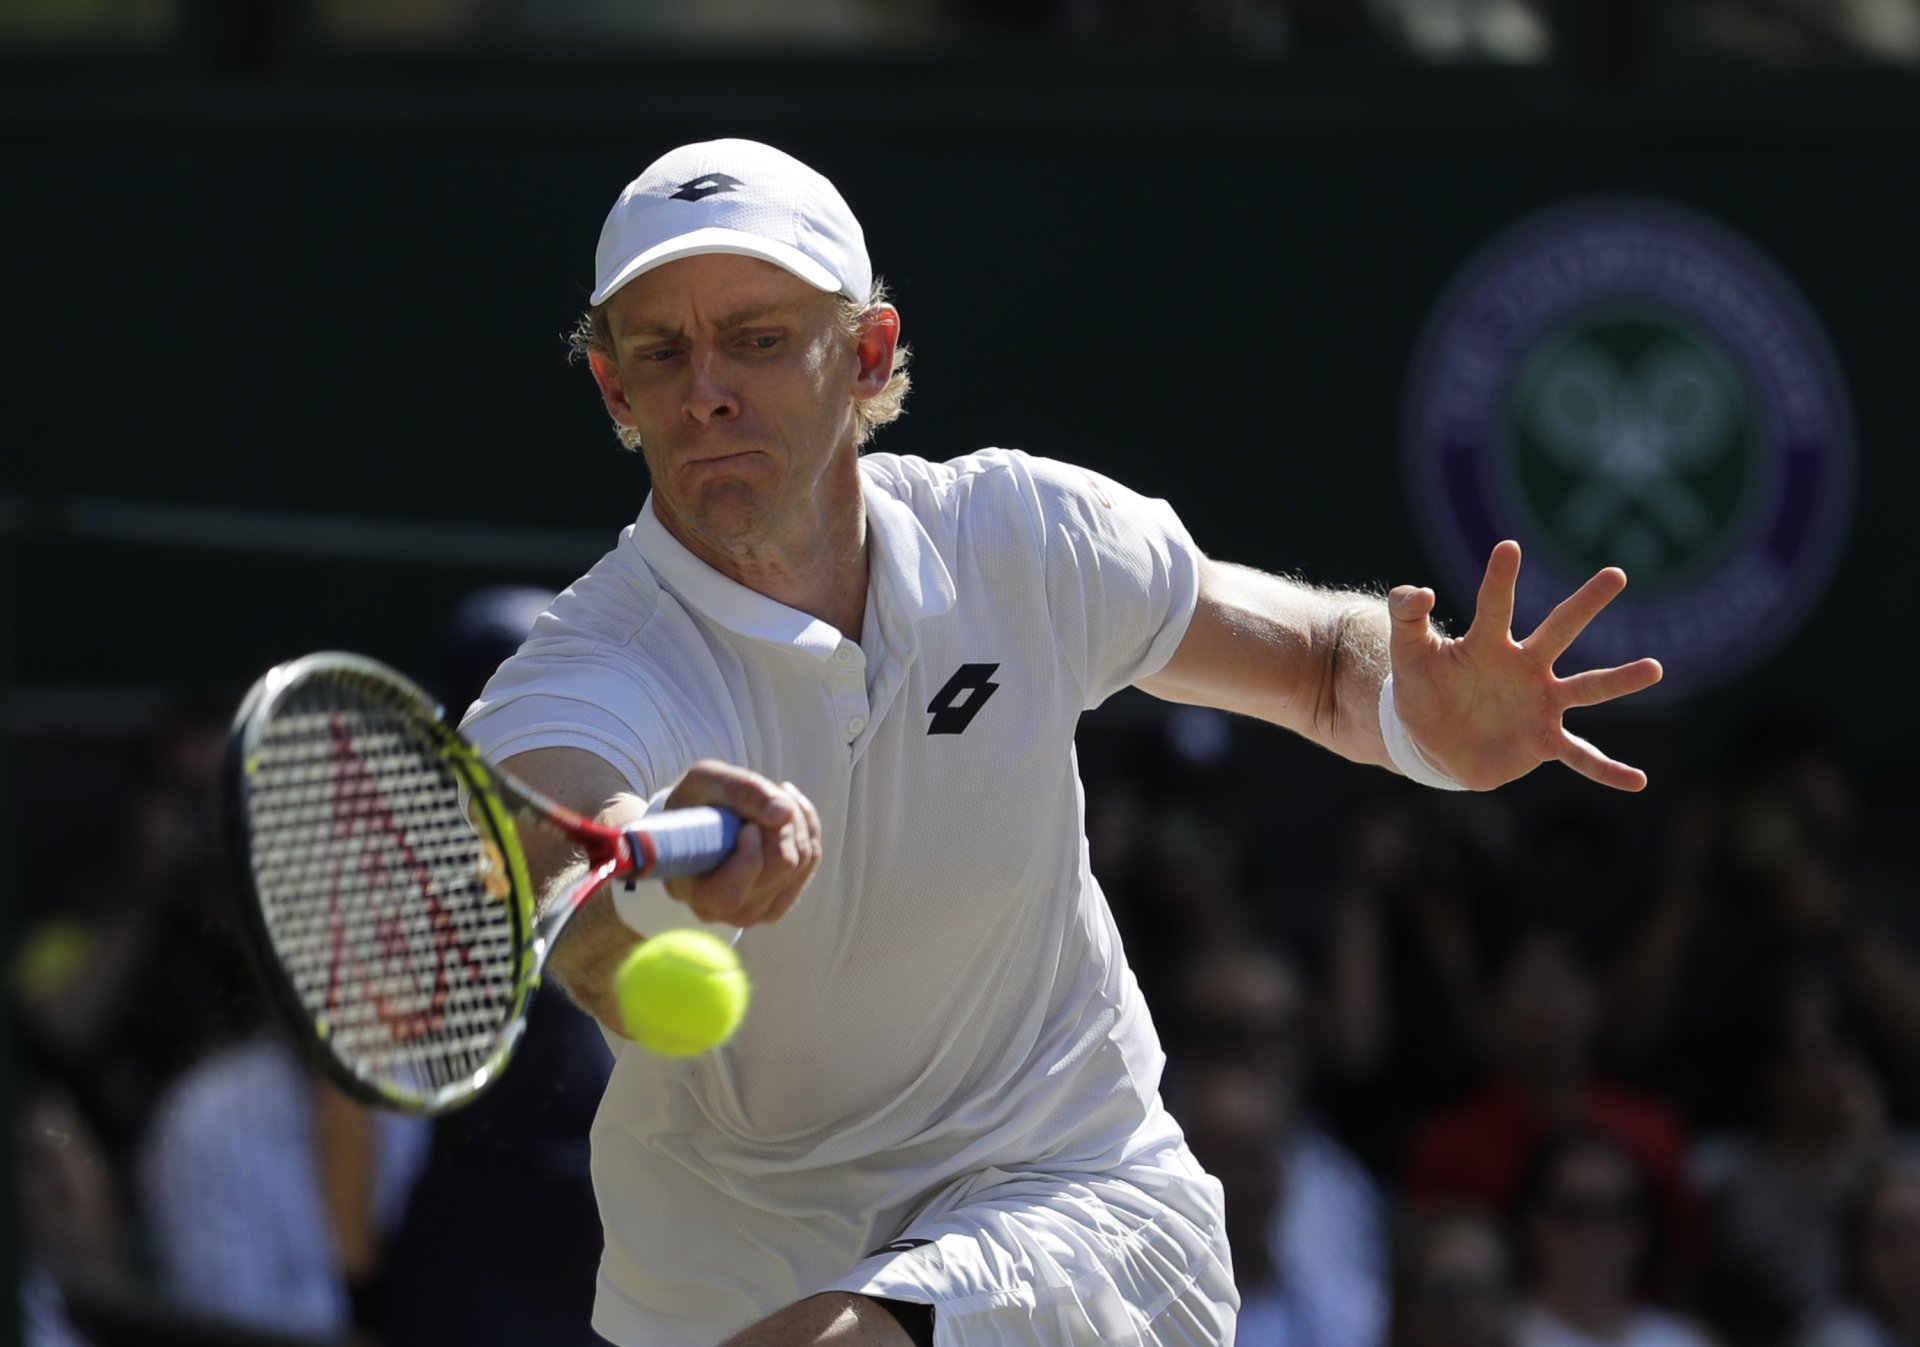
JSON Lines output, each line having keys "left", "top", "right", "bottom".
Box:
{"left": 1378, "top": 674, "right": 1469, "bottom": 791}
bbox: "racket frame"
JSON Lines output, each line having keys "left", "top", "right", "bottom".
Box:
{"left": 227, "top": 650, "right": 739, "bottom": 1114}
{"left": 226, "top": 652, "right": 561, "bottom": 1114}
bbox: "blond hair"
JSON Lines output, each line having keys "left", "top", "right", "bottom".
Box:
{"left": 566, "top": 280, "right": 910, "bottom": 453}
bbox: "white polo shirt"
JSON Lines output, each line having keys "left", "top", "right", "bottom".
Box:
{"left": 463, "top": 448, "right": 1204, "bottom": 1347}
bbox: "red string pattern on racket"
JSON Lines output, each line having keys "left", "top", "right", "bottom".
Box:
{"left": 246, "top": 677, "right": 518, "bottom": 1097}
{"left": 326, "top": 713, "right": 483, "bottom": 1042}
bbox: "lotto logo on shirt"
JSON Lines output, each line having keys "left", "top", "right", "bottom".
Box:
{"left": 1402, "top": 197, "right": 1855, "bottom": 698}
{"left": 927, "top": 663, "right": 1001, "bottom": 735}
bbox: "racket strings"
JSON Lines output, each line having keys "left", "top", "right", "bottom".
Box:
{"left": 245, "top": 680, "right": 521, "bottom": 1099}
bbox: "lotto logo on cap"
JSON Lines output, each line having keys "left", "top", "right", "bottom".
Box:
{"left": 591, "top": 139, "right": 873, "bottom": 305}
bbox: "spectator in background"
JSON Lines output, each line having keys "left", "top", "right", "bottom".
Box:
{"left": 12, "top": 699, "right": 251, "bottom": 1161}
{"left": 1678, "top": 0, "right": 1920, "bottom": 67}
{"left": 957, "top": 0, "right": 1557, "bottom": 60}
{"left": 1807, "top": 1163, "right": 1920, "bottom": 1347}
{"left": 124, "top": 824, "right": 429, "bottom": 1344}
{"left": 18, "top": 1063, "right": 133, "bottom": 1344}
{"left": 1167, "top": 945, "right": 1388, "bottom": 1347}
{"left": 1512, "top": 1130, "right": 1713, "bottom": 1347}
{"left": 1515, "top": 809, "right": 1642, "bottom": 970}
{"left": 441, "top": 585, "right": 556, "bottom": 713}
{"left": 1321, "top": 790, "right": 1519, "bottom": 1175}
{"left": 1180, "top": 1068, "right": 1298, "bottom": 1344}
{"left": 1089, "top": 706, "right": 1258, "bottom": 1011}
{"left": 1691, "top": 972, "right": 1920, "bottom": 1347}
{"left": 139, "top": 1025, "right": 427, "bottom": 1340}
{"left": 1370, "top": 0, "right": 1552, "bottom": 63}
{"left": 1390, "top": 1203, "right": 1518, "bottom": 1347}
{"left": 12, "top": 693, "right": 415, "bottom": 1342}
{"left": 1406, "top": 922, "right": 1693, "bottom": 1277}
{"left": 1608, "top": 716, "right": 1920, "bottom": 1133}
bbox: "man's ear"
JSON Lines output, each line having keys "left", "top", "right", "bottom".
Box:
{"left": 850, "top": 305, "right": 901, "bottom": 402}
{"left": 587, "top": 349, "right": 639, "bottom": 429}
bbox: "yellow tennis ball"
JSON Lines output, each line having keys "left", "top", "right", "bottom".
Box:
{"left": 614, "top": 929, "right": 750, "bottom": 1057}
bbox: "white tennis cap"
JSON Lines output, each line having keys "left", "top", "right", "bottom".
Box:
{"left": 590, "top": 139, "right": 872, "bottom": 306}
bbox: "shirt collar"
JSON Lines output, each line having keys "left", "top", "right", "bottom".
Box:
{"left": 629, "top": 475, "right": 954, "bottom": 660}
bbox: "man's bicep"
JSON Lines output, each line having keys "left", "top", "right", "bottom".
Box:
{"left": 1134, "top": 557, "right": 1353, "bottom": 738}
{"left": 500, "top": 746, "right": 636, "bottom": 814}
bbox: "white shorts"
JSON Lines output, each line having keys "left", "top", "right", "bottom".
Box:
{"left": 821, "top": 1138, "right": 1239, "bottom": 1347}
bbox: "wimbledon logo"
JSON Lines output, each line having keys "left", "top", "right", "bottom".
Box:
{"left": 1403, "top": 198, "right": 1854, "bottom": 698}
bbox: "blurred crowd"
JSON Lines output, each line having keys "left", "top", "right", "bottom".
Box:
{"left": 12, "top": 588, "right": 613, "bottom": 1347}
{"left": 9, "top": 579, "right": 1920, "bottom": 1347}
{"left": 5, "top": 0, "right": 1919, "bottom": 70}
{"left": 1102, "top": 703, "right": 1920, "bottom": 1347}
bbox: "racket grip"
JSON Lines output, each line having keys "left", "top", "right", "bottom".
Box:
{"left": 626, "top": 807, "right": 742, "bottom": 880}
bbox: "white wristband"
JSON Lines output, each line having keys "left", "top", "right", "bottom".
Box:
{"left": 1378, "top": 673, "right": 1469, "bottom": 791}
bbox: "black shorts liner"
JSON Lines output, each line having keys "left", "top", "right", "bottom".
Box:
{"left": 871, "top": 1296, "right": 936, "bottom": 1347}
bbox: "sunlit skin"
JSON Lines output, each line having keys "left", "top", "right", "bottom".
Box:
{"left": 1140, "top": 541, "right": 1664, "bottom": 792}
{"left": 587, "top": 253, "right": 900, "bottom": 640}
{"left": 1384, "top": 543, "right": 1665, "bottom": 792}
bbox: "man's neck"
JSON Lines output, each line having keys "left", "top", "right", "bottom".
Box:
{"left": 680, "top": 485, "right": 870, "bottom": 640}
{"left": 720, "top": 523, "right": 870, "bottom": 640}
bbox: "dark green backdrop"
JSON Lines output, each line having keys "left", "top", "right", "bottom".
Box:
{"left": 5, "top": 69, "right": 1914, "bottom": 769}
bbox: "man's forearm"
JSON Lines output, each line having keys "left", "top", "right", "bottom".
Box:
{"left": 496, "top": 747, "right": 653, "bottom": 1030}
{"left": 1139, "top": 559, "right": 1396, "bottom": 768}
{"left": 542, "top": 863, "right": 642, "bottom": 1030}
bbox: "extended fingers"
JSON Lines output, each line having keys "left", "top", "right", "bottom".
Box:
{"left": 1556, "top": 658, "right": 1664, "bottom": 709}
{"left": 1387, "top": 583, "right": 1440, "bottom": 670}
{"left": 1388, "top": 584, "right": 1437, "bottom": 625}
{"left": 1468, "top": 539, "right": 1522, "bottom": 640}
{"left": 1557, "top": 729, "right": 1649, "bottom": 793}
{"left": 1523, "top": 567, "right": 1628, "bottom": 665}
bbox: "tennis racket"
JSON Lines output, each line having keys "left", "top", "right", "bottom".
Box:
{"left": 224, "top": 651, "right": 739, "bottom": 1114}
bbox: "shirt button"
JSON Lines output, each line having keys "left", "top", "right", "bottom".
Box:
{"left": 847, "top": 716, "right": 866, "bottom": 736}
{"left": 834, "top": 647, "right": 854, "bottom": 664}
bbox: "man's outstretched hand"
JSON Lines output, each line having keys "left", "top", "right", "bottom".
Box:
{"left": 1388, "top": 540, "right": 1664, "bottom": 792}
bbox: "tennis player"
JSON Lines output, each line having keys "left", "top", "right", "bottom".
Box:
{"left": 462, "top": 139, "right": 1663, "bottom": 1347}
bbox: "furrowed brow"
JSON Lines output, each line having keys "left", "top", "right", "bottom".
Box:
{"left": 714, "top": 302, "right": 791, "bottom": 329}
{"left": 614, "top": 301, "right": 795, "bottom": 344}
{"left": 613, "top": 316, "right": 679, "bottom": 345}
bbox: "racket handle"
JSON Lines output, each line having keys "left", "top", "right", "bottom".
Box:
{"left": 625, "top": 807, "right": 742, "bottom": 880}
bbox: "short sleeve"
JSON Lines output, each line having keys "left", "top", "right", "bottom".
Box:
{"left": 1019, "top": 456, "right": 1204, "bottom": 709}
{"left": 459, "top": 642, "right": 687, "bottom": 796}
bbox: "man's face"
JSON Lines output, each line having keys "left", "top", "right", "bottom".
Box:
{"left": 1526, "top": 1145, "right": 1646, "bottom": 1299}
{"left": 588, "top": 254, "right": 872, "bottom": 565}
{"left": 1407, "top": 1220, "right": 1513, "bottom": 1347}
